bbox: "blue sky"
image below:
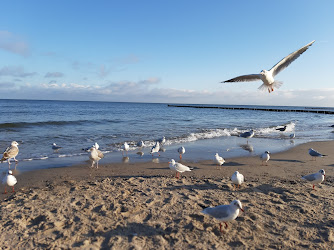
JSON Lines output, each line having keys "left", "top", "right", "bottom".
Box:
{"left": 0, "top": 0, "right": 333, "bottom": 106}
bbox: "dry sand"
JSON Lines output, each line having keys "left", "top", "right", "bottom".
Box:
{"left": 1, "top": 141, "right": 334, "bottom": 249}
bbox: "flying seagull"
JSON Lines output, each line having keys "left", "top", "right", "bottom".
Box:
{"left": 222, "top": 40, "right": 315, "bottom": 93}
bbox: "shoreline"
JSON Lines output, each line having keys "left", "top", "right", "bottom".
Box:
{"left": 0, "top": 140, "right": 333, "bottom": 248}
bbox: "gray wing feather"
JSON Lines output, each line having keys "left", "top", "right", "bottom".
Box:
{"left": 97, "top": 149, "right": 104, "bottom": 159}
{"left": 309, "top": 149, "right": 322, "bottom": 157}
{"left": 270, "top": 40, "right": 315, "bottom": 77}
{"left": 302, "top": 173, "right": 316, "bottom": 181}
{"left": 202, "top": 205, "right": 230, "bottom": 219}
{"left": 222, "top": 74, "right": 261, "bottom": 83}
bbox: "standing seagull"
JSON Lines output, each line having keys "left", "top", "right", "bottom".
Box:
{"left": 239, "top": 129, "right": 254, "bottom": 143}
{"left": 122, "top": 142, "right": 130, "bottom": 156}
{"left": 301, "top": 169, "right": 325, "bottom": 190}
{"left": 177, "top": 146, "right": 185, "bottom": 160}
{"left": 222, "top": 41, "right": 315, "bottom": 93}
{"left": 168, "top": 159, "right": 193, "bottom": 179}
{"left": 260, "top": 151, "right": 271, "bottom": 165}
{"left": 201, "top": 200, "right": 244, "bottom": 233}
{"left": 308, "top": 148, "right": 327, "bottom": 161}
{"left": 214, "top": 153, "right": 225, "bottom": 169}
{"left": 52, "top": 143, "right": 62, "bottom": 150}
{"left": 1, "top": 141, "right": 19, "bottom": 165}
{"left": 150, "top": 141, "right": 160, "bottom": 157}
{"left": 2, "top": 170, "right": 17, "bottom": 193}
{"left": 231, "top": 171, "right": 244, "bottom": 189}
{"left": 88, "top": 146, "right": 104, "bottom": 168}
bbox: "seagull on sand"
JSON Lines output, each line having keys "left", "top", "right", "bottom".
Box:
{"left": 177, "top": 146, "right": 185, "bottom": 160}
{"left": 222, "top": 40, "right": 315, "bottom": 93}
{"left": 239, "top": 129, "right": 254, "bottom": 143}
{"left": 308, "top": 148, "right": 327, "bottom": 161}
{"left": 2, "top": 170, "right": 17, "bottom": 194}
{"left": 231, "top": 171, "right": 244, "bottom": 189}
{"left": 89, "top": 145, "right": 104, "bottom": 168}
{"left": 168, "top": 159, "right": 193, "bottom": 179}
{"left": 201, "top": 200, "right": 244, "bottom": 233}
{"left": 214, "top": 153, "right": 225, "bottom": 168}
{"left": 1, "top": 141, "right": 19, "bottom": 165}
{"left": 52, "top": 143, "right": 62, "bottom": 150}
{"left": 260, "top": 151, "right": 270, "bottom": 165}
{"left": 122, "top": 142, "right": 130, "bottom": 156}
{"left": 301, "top": 169, "right": 325, "bottom": 190}
{"left": 150, "top": 141, "right": 160, "bottom": 157}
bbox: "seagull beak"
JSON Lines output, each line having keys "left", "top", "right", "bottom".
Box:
{"left": 240, "top": 208, "right": 244, "bottom": 212}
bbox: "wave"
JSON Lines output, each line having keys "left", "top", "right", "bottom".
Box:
{"left": 108, "top": 122, "right": 297, "bottom": 152}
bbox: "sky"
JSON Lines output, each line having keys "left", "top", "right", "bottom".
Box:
{"left": 0, "top": 0, "right": 333, "bottom": 107}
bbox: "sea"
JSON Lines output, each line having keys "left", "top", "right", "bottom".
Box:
{"left": 1, "top": 99, "right": 334, "bottom": 173}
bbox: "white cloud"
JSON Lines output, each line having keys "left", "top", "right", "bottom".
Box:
{"left": 0, "top": 31, "right": 30, "bottom": 57}
{"left": 2, "top": 77, "right": 334, "bottom": 107}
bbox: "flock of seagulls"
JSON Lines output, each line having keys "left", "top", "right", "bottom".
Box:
{"left": 222, "top": 40, "right": 315, "bottom": 93}
{"left": 0, "top": 129, "right": 329, "bottom": 231}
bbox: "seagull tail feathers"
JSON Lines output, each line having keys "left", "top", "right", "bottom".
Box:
{"left": 258, "top": 81, "right": 283, "bottom": 93}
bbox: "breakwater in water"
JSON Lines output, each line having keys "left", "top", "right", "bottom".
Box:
{"left": 168, "top": 104, "right": 334, "bottom": 114}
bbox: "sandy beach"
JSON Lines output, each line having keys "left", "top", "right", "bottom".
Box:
{"left": 1, "top": 140, "right": 334, "bottom": 249}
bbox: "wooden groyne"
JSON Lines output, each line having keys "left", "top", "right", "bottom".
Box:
{"left": 168, "top": 104, "right": 334, "bottom": 114}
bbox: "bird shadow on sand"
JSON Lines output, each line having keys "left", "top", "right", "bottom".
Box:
{"left": 270, "top": 159, "right": 305, "bottom": 163}
{"left": 223, "top": 162, "right": 246, "bottom": 167}
{"left": 77, "top": 223, "right": 169, "bottom": 248}
{"left": 251, "top": 183, "right": 289, "bottom": 195}
{"left": 164, "top": 182, "right": 222, "bottom": 191}
{"left": 326, "top": 164, "right": 334, "bottom": 167}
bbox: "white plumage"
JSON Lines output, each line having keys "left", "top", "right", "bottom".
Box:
{"left": 214, "top": 153, "right": 225, "bottom": 168}
{"left": 177, "top": 146, "right": 185, "bottom": 159}
{"left": 122, "top": 142, "right": 129, "bottom": 156}
{"left": 168, "top": 159, "right": 192, "bottom": 179}
{"left": 150, "top": 142, "right": 160, "bottom": 157}
{"left": 201, "top": 200, "right": 244, "bottom": 233}
{"left": 1, "top": 141, "right": 19, "bottom": 165}
{"left": 52, "top": 143, "right": 62, "bottom": 150}
{"left": 301, "top": 169, "right": 325, "bottom": 190}
{"left": 2, "top": 170, "right": 17, "bottom": 193}
{"left": 222, "top": 41, "right": 315, "bottom": 93}
{"left": 260, "top": 151, "right": 270, "bottom": 165}
{"left": 89, "top": 146, "right": 104, "bottom": 168}
{"left": 231, "top": 171, "right": 244, "bottom": 188}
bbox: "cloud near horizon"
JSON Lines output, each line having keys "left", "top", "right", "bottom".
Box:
{"left": 1, "top": 78, "right": 334, "bottom": 107}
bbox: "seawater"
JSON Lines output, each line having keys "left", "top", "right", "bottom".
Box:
{"left": 1, "top": 99, "right": 333, "bottom": 172}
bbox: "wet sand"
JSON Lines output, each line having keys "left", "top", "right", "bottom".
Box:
{"left": 1, "top": 141, "right": 333, "bottom": 249}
